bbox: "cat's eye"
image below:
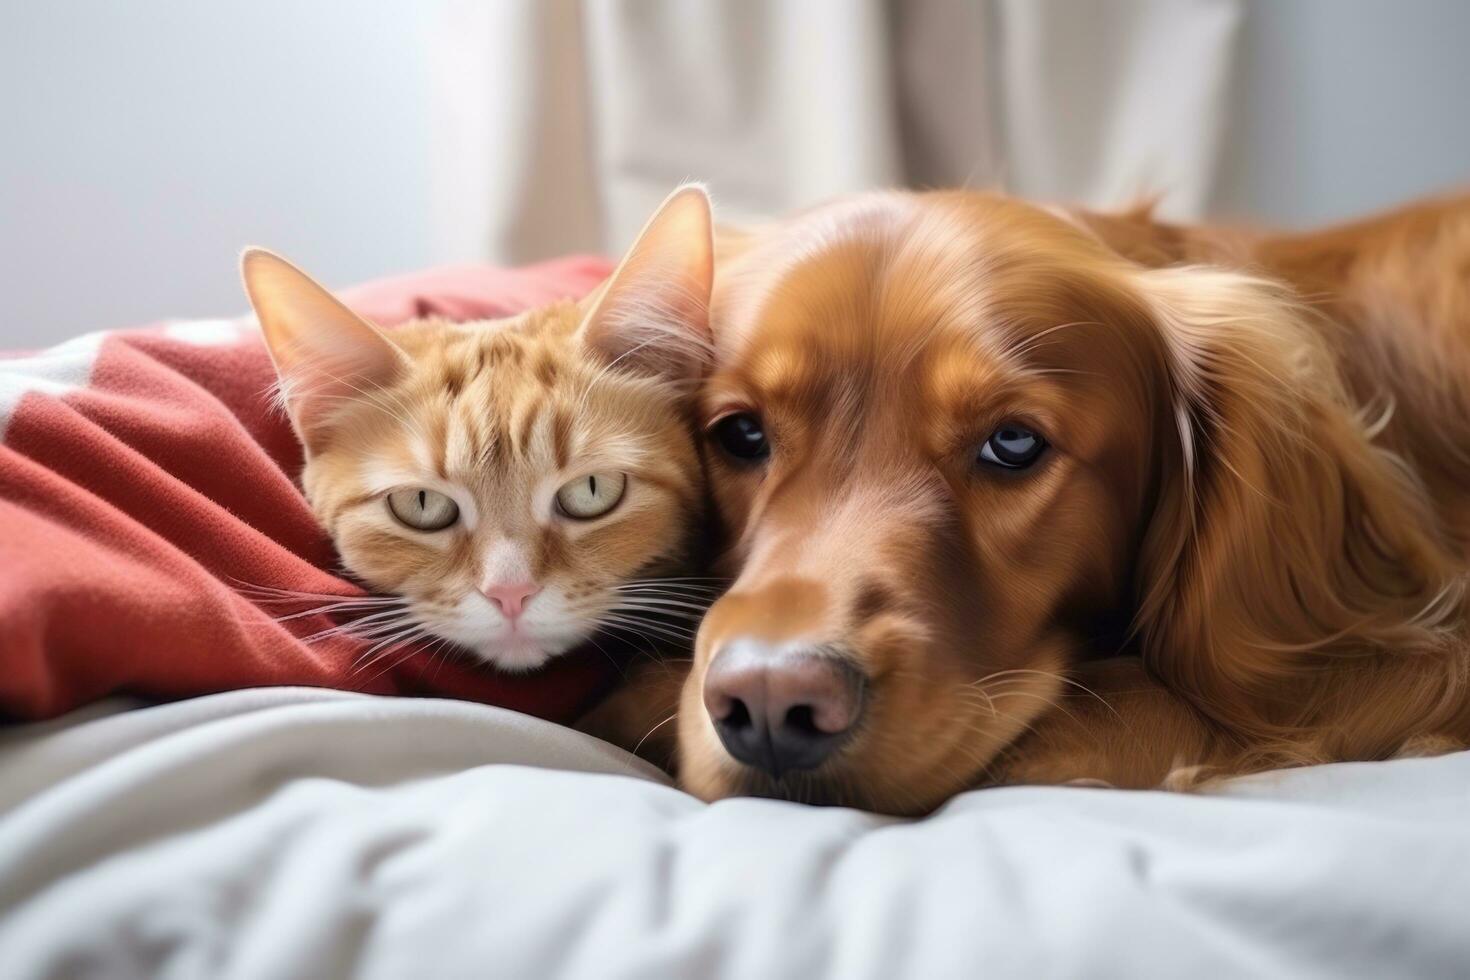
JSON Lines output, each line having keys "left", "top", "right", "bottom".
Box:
{"left": 555, "top": 472, "right": 627, "bottom": 520}
{"left": 387, "top": 487, "right": 460, "bottom": 531}
{"left": 978, "top": 424, "right": 1047, "bottom": 470}
{"left": 712, "top": 412, "right": 770, "bottom": 462}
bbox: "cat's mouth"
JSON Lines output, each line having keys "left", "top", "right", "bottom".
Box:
{"left": 366, "top": 582, "right": 702, "bottom": 676}
{"left": 420, "top": 626, "right": 580, "bottom": 674}
{"left": 395, "top": 591, "right": 587, "bottom": 673}
{"left": 461, "top": 627, "right": 592, "bottom": 673}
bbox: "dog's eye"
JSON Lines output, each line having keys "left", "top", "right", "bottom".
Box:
{"left": 387, "top": 488, "right": 460, "bottom": 530}
{"left": 978, "top": 424, "right": 1046, "bottom": 469}
{"left": 712, "top": 412, "right": 770, "bottom": 462}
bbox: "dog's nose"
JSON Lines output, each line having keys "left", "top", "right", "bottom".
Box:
{"left": 703, "top": 639, "right": 865, "bottom": 777}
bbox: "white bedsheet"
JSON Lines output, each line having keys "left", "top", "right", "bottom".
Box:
{"left": 1, "top": 688, "right": 1466, "bottom": 979}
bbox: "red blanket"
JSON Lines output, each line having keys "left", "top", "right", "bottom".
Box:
{"left": 0, "top": 257, "right": 620, "bottom": 721}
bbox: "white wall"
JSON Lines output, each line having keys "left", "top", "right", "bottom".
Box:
{"left": 1, "top": 2, "right": 439, "bottom": 347}
{"left": 1213, "top": 0, "right": 1470, "bottom": 225}
{"left": 3, "top": 1, "right": 1469, "bottom": 348}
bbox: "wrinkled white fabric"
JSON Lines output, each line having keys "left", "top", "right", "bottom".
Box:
{"left": 430, "top": 0, "right": 1241, "bottom": 262}
{"left": 1, "top": 688, "right": 1467, "bottom": 978}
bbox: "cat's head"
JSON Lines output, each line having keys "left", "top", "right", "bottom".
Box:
{"left": 242, "top": 186, "right": 714, "bottom": 671}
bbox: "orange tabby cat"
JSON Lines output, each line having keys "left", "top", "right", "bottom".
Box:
{"left": 240, "top": 186, "right": 716, "bottom": 674}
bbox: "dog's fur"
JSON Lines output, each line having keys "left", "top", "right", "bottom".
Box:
{"left": 651, "top": 190, "right": 1470, "bottom": 815}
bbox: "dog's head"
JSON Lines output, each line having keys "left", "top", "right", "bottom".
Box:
{"left": 677, "top": 191, "right": 1461, "bottom": 813}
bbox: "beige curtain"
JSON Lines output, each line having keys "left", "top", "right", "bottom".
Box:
{"left": 430, "top": 0, "right": 1242, "bottom": 264}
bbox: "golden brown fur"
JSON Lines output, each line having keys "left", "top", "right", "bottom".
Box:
{"left": 672, "top": 190, "right": 1470, "bottom": 813}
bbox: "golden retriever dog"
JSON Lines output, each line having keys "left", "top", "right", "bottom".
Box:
{"left": 590, "top": 190, "right": 1470, "bottom": 815}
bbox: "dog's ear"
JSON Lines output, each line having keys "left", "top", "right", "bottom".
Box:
{"left": 1129, "top": 266, "right": 1464, "bottom": 758}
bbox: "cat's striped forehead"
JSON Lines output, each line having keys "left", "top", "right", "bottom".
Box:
{"left": 314, "top": 300, "right": 698, "bottom": 533}
{"left": 388, "top": 303, "right": 607, "bottom": 479}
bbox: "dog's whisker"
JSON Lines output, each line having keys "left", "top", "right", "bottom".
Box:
{"left": 633, "top": 713, "right": 679, "bottom": 758}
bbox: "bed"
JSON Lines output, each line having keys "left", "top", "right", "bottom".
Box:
{"left": 2, "top": 688, "right": 1468, "bottom": 978}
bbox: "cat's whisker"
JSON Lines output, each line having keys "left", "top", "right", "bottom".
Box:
{"left": 581, "top": 633, "right": 630, "bottom": 679}
{"left": 611, "top": 596, "right": 716, "bottom": 610}
{"left": 269, "top": 600, "right": 405, "bottom": 624}
{"left": 605, "top": 608, "right": 701, "bottom": 631}
{"left": 599, "top": 614, "right": 698, "bottom": 643}
{"left": 609, "top": 599, "right": 715, "bottom": 616}
{"left": 352, "top": 615, "right": 428, "bottom": 646}
{"left": 579, "top": 599, "right": 705, "bottom": 627}
{"left": 608, "top": 578, "right": 723, "bottom": 593}
{"left": 356, "top": 615, "right": 435, "bottom": 640}
{"left": 232, "top": 580, "right": 409, "bottom": 637}
{"left": 596, "top": 616, "right": 694, "bottom": 649}
{"left": 319, "top": 619, "right": 422, "bottom": 647}
{"left": 351, "top": 624, "right": 435, "bottom": 677}
{"left": 240, "top": 601, "right": 402, "bottom": 631}
{"left": 609, "top": 587, "right": 720, "bottom": 604}
{"left": 613, "top": 580, "right": 728, "bottom": 591}
{"left": 357, "top": 641, "right": 437, "bottom": 688}
{"left": 230, "top": 580, "right": 397, "bottom": 604}
{"left": 237, "top": 589, "right": 377, "bottom": 604}
{"left": 422, "top": 634, "right": 461, "bottom": 685}
{"left": 607, "top": 587, "right": 715, "bottom": 600}
{"left": 594, "top": 622, "right": 660, "bottom": 652}
{"left": 351, "top": 645, "right": 415, "bottom": 681}
{"left": 608, "top": 615, "right": 703, "bottom": 632}
{"left": 300, "top": 608, "right": 418, "bottom": 645}
{"left": 299, "top": 606, "right": 411, "bottom": 634}
{"left": 617, "top": 576, "right": 730, "bottom": 588}
{"left": 607, "top": 600, "right": 708, "bottom": 620}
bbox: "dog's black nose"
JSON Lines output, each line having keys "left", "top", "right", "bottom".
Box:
{"left": 703, "top": 639, "right": 865, "bottom": 778}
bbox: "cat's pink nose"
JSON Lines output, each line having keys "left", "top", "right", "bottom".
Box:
{"left": 481, "top": 581, "right": 540, "bottom": 619}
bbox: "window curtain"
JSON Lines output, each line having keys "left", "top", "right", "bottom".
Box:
{"left": 430, "top": 0, "right": 1242, "bottom": 263}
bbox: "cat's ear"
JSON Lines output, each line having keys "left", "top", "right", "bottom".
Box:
{"left": 241, "top": 248, "right": 410, "bottom": 451}
{"left": 577, "top": 184, "right": 715, "bottom": 384}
